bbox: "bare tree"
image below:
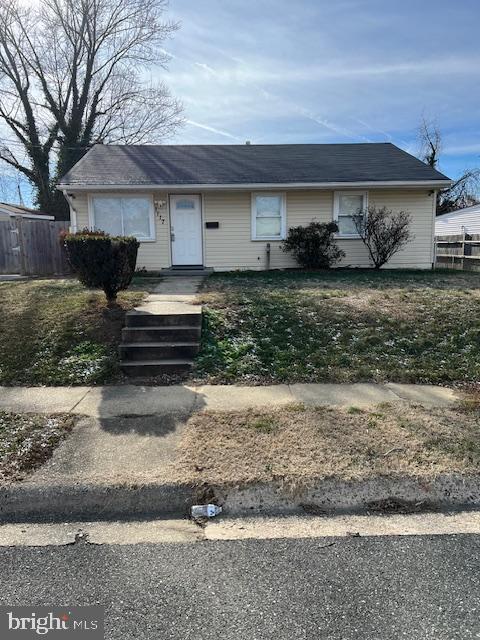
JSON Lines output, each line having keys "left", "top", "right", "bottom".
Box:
{"left": 0, "top": 0, "right": 183, "bottom": 218}
{"left": 353, "top": 205, "right": 413, "bottom": 269}
{"left": 418, "top": 117, "right": 480, "bottom": 214}
{"left": 436, "top": 169, "right": 480, "bottom": 214}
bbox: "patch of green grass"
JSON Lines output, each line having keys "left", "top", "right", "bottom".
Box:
{"left": 456, "top": 393, "right": 480, "bottom": 412}
{"left": 0, "top": 412, "right": 74, "bottom": 481}
{"left": 347, "top": 406, "right": 364, "bottom": 414}
{"left": 250, "top": 416, "right": 277, "bottom": 433}
{"left": 0, "top": 279, "right": 146, "bottom": 385}
{"left": 195, "top": 269, "right": 480, "bottom": 384}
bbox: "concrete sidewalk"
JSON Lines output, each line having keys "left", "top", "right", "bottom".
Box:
{"left": 0, "top": 382, "right": 460, "bottom": 417}
{"left": 0, "top": 381, "right": 472, "bottom": 523}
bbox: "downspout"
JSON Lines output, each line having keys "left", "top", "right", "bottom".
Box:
{"left": 62, "top": 190, "right": 78, "bottom": 232}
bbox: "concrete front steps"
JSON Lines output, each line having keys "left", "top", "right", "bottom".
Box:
{"left": 120, "top": 307, "right": 202, "bottom": 377}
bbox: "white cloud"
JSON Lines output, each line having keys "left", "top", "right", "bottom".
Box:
{"left": 352, "top": 117, "right": 393, "bottom": 142}
{"left": 444, "top": 143, "right": 480, "bottom": 156}
{"left": 173, "top": 55, "right": 480, "bottom": 87}
{"left": 185, "top": 119, "right": 241, "bottom": 141}
{"left": 194, "top": 62, "right": 218, "bottom": 75}
{"left": 162, "top": 0, "right": 479, "bottom": 179}
{"left": 302, "top": 113, "right": 372, "bottom": 142}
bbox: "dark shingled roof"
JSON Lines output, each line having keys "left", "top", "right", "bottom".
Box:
{"left": 58, "top": 143, "right": 451, "bottom": 187}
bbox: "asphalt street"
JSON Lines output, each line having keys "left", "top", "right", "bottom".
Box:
{"left": 1, "top": 534, "right": 479, "bottom": 639}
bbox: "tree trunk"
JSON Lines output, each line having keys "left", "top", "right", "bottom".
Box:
{"left": 46, "top": 138, "right": 91, "bottom": 221}
{"left": 34, "top": 184, "right": 70, "bottom": 221}
{"left": 104, "top": 286, "right": 118, "bottom": 305}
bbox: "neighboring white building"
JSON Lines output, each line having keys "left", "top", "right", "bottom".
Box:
{"left": 435, "top": 203, "right": 480, "bottom": 236}
{"left": 0, "top": 202, "right": 54, "bottom": 222}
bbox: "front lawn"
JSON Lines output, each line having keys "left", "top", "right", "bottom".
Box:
{"left": 0, "top": 412, "right": 74, "bottom": 482}
{"left": 195, "top": 269, "right": 480, "bottom": 384}
{"left": 0, "top": 279, "right": 148, "bottom": 385}
{"left": 175, "top": 401, "right": 480, "bottom": 487}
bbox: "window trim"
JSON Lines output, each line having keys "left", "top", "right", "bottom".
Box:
{"left": 251, "top": 192, "right": 287, "bottom": 241}
{"left": 333, "top": 190, "right": 368, "bottom": 238}
{"left": 88, "top": 193, "right": 156, "bottom": 242}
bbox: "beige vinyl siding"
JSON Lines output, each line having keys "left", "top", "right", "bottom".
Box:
{"left": 365, "top": 190, "right": 435, "bottom": 268}
{"left": 204, "top": 192, "right": 293, "bottom": 270}
{"left": 70, "top": 187, "right": 435, "bottom": 271}
{"left": 71, "top": 191, "right": 170, "bottom": 270}
{"left": 204, "top": 189, "right": 434, "bottom": 270}
{"left": 204, "top": 190, "right": 332, "bottom": 270}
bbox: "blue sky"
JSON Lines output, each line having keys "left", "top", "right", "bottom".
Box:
{"left": 4, "top": 0, "right": 479, "bottom": 205}
{"left": 164, "top": 0, "right": 479, "bottom": 180}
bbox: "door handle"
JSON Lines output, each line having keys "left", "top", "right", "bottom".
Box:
{"left": 171, "top": 233, "right": 175, "bottom": 241}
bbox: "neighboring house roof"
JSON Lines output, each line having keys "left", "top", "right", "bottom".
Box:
{"left": 0, "top": 202, "right": 54, "bottom": 220}
{"left": 58, "top": 142, "right": 451, "bottom": 189}
{"left": 435, "top": 203, "right": 480, "bottom": 235}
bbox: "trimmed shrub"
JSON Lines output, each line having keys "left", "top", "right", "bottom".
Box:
{"left": 63, "top": 229, "right": 140, "bottom": 302}
{"left": 281, "top": 221, "right": 345, "bottom": 269}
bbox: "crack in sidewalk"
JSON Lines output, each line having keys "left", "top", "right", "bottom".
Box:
{"left": 68, "top": 387, "right": 93, "bottom": 414}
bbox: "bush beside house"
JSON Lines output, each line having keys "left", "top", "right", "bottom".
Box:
{"left": 281, "top": 221, "right": 345, "bottom": 269}
{"left": 63, "top": 230, "right": 139, "bottom": 302}
{"left": 353, "top": 206, "right": 413, "bottom": 269}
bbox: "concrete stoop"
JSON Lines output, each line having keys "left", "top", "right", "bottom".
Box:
{"left": 120, "top": 307, "right": 202, "bottom": 377}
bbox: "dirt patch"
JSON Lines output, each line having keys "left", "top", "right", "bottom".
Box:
{"left": 335, "top": 290, "right": 421, "bottom": 321}
{"left": 365, "top": 497, "right": 433, "bottom": 514}
{"left": 0, "top": 412, "right": 75, "bottom": 483}
{"left": 174, "top": 402, "right": 480, "bottom": 488}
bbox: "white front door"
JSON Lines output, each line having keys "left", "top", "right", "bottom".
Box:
{"left": 170, "top": 195, "right": 203, "bottom": 266}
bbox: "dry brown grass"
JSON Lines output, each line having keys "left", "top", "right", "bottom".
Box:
{"left": 174, "top": 402, "right": 480, "bottom": 488}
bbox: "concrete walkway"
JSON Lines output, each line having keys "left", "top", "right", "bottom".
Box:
{"left": 0, "top": 383, "right": 460, "bottom": 417}
{"left": 126, "top": 274, "right": 205, "bottom": 322}
{"left": 136, "top": 274, "right": 205, "bottom": 310}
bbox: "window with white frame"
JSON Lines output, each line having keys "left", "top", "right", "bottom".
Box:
{"left": 90, "top": 195, "right": 155, "bottom": 241}
{"left": 251, "top": 193, "right": 286, "bottom": 240}
{"left": 333, "top": 191, "right": 368, "bottom": 236}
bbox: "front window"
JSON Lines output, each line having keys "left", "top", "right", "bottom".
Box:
{"left": 334, "top": 191, "right": 367, "bottom": 236}
{"left": 91, "top": 195, "right": 155, "bottom": 241}
{"left": 251, "top": 193, "right": 286, "bottom": 240}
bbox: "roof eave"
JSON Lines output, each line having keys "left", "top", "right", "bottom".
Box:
{"left": 58, "top": 179, "right": 453, "bottom": 191}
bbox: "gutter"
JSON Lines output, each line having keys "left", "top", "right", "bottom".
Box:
{"left": 57, "top": 179, "right": 454, "bottom": 192}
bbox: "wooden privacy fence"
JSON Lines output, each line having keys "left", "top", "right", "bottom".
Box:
{"left": 0, "top": 217, "right": 71, "bottom": 276}
{"left": 435, "top": 233, "right": 480, "bottom": 271}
